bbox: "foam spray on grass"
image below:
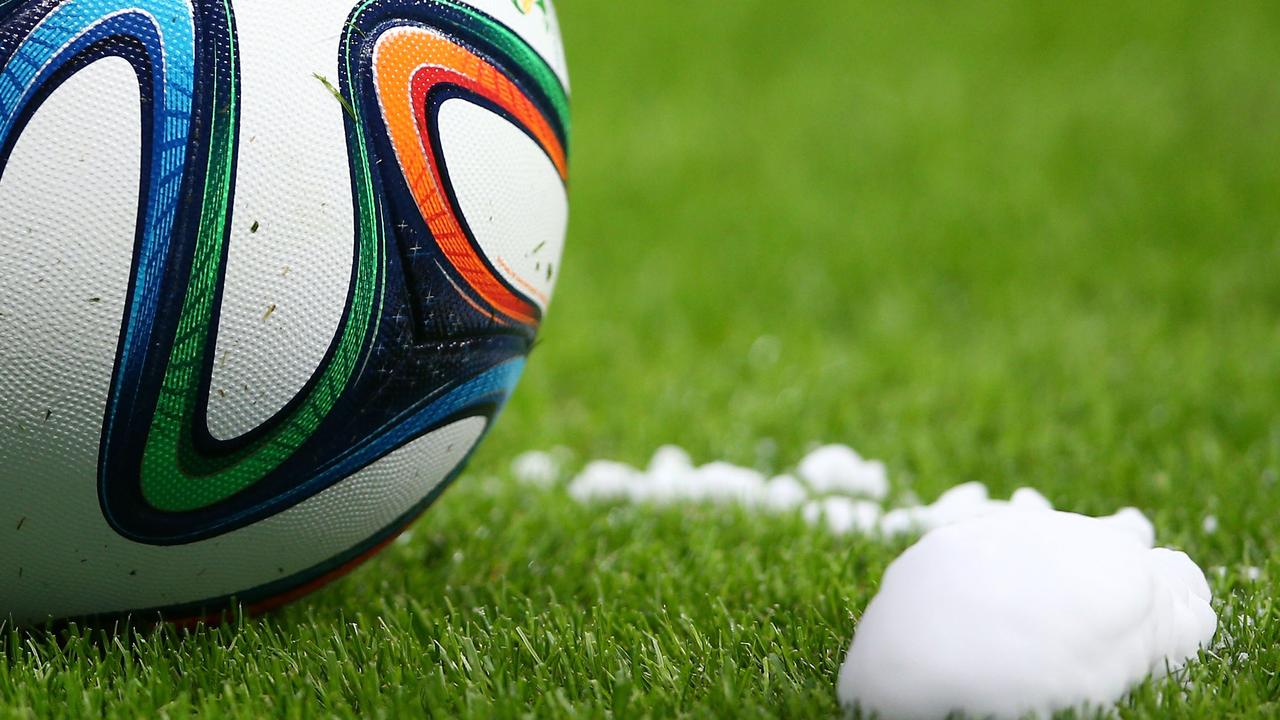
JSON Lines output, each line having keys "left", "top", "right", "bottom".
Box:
{"left": 837, "top": 508, "right": 1215, "bottom": 719}
{"left": 526, "top": 442, "right": 1219, "bottom": 718}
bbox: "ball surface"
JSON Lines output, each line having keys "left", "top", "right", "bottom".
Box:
{"left": 0, "top": 0, "right": 569, "bottom": 624}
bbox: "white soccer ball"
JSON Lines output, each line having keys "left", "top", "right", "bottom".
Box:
{"left": 0, "top": 0, "right": 569, "bottom": 624}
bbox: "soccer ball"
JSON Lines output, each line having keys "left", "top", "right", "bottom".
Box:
{"left": 0, "top": 0, "right": 568, "bottom": 624}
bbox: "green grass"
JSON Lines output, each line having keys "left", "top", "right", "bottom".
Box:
{"left": 5, "top": 0, "right": 1280, "bottom": 716}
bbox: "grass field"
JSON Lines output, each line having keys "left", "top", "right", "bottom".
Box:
{"left": 5, "top": 0, "right": 1280, "bottom": 717}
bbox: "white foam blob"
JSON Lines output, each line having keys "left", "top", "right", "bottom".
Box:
{"left": 648, "top": 444, "right": 695, "bottom": 479}
{"left": 567, "top": 446, "right": 772, "bottom": 507}
{"left": 1099, "top": 506, "right": 1157, "bottom": 548}
{"left": 567, "top": 459, "right": 642, "bottom": 503}
{"left": 797, "top": 444, "right": 889, "bottom": 500}
{"left": 689, "top": 462, "right": 771, "bottom": 506}
{"left": 552, "top": 443, "right": 1223, "bottom": 718}
{"left": 838, "top": 508, "right": 1217, "bottom": 720}
{"left": 762, "top": 475, "right": 809, "bottom": 512}
{"left": 803, "top": 497, "right": 883, "bottom": 536}
{"left": 1010, "top": 487, "right": 1054, "bottom": 511}
{"left": 511, "top": 450, "right": 563, "bottom": 488}
{"left": 879, "top": 483, "right": 1064, "bottom": 538}
{"left": 565, "top": 443, "right": 892, "bottom": 512}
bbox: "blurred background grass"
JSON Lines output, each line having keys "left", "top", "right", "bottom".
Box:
{"left": 508, "top": 0, "right": 1280, "bottom": 537}
{"left": 5, "top": 0, "right": 1280, "bottom": 717}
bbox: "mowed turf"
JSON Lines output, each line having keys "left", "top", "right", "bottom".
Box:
{"left": 4, "top": 0, "right": 1280, "bottom": 717}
